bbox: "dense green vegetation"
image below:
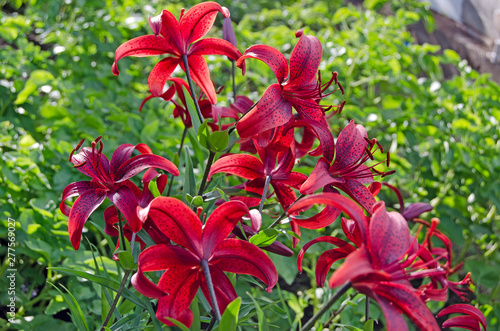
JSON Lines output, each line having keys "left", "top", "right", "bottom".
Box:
{"left": 0, "top": 0, "right": 498, "bottom": 329}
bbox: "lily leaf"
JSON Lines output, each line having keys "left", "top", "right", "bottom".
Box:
{"left": 249, "top": 229, "right": 280, "bottom": 247}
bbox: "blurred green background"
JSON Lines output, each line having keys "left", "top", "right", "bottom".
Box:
{"left": 0, "top": 0, "right": 498, "bottom": 329}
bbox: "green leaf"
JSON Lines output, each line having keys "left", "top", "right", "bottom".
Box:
{"left": 363, "top": 319, "right": 374, "bottom": 331}
{"left": 190, "top": 299, "right": 201, "bottom": 331}
{"left": 218, "top": 297, "right": 241, "bottom": 331}
{"left": 15, "top": 70, "right": 54, "bottom": 104}
{"left": 47, "top": 282, "right": 89, "bottom": 331}
{"left": 198, "top": 120, "right": 210, "bottom": 150}
{"left": 182, "top": 146, "right": 196, "bottom": 203}
{"left": 48, "top": 267, "right": 146, "bottom": 308}
{"left": 246, "top": 292, "right": 269, "bottom": 331}
{"left": 183, "top": 85, "right": 201, "bottom": 133}
{"left": 164, "top": 318, "right": 190, "bottom": 331}
{"left": 249, "top": 229, "right": 280, "bottom": 247}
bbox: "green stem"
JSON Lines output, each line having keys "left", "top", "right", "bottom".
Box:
{"left": 100, "top": 269, "right": 132, "bottom": 330}
{"left": 231, "top": 60, "right": 236, "bottom": 103}
{"left": 182, "top": 54, "right": 204, "bottom": 123}
{"left": 365, "top": 295, "right": 370, "bottom": 322}
{"left": 205, "top": 316, "right": 216, "bottom": 331}
{"left": 300, "top": 282, "right": 351, "bottom": 331}
{"left": 198, "top": 151, "right": 216, "bottom": 196}
{"left": 201, "top": 259, "right": 221, "bottom": 322}
{"left": 117, "top": 210, "right": 126, "bottom": 252}
{"left": 167, "top": 125, "right": 188, "bottom": 196}
{"left": 268, "top": 194, "right": 305, "bottom": 229}
{"left": 259, "top": 175, "right": 271, "bottom": 213}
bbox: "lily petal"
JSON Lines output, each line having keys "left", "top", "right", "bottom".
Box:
{"left": 332, "top": 120, "right": 368, "bottom": 170}
{"left": 107, "top": 182, "right": 142, "bottom": 232}
{"left": 287, "top": 33, "right": 322, "bottom": 87}
{"left": 211, "top": 238, "right": 278, "bottom": 292}
{"left": 190, "top": 38, "right": 245, "bottom": 74}
{"left": 180, "top": 2, "right": 229, "bottom": 45}
{"left": 236, "top": 44, "right": 288, "bottom": 83}
{"left": 182, "top": 54, "right": 217, "bottom": 105}
{"left": 284, "top": 119, "right": 334, "bottom": 162}
{"left": 148, "top": 57, "right": 181, "bottom": 96}
{"left": 334, "top": 179, "right": 377, "bottom": 213}
{"left": 68, "top": 188, "right": 107, "bottom": 250}
{"left": 112, "top": 35, "right": 176, "bottom": 76}
{"left": 200, "top": 266, "right": 238, "bottom": 315}
{"left": 376, "top": 296, "right": 410, "bottom": 331}
{"left": 113, "top": 154, "right": 179, "bottom": 183}
{"left": 236, "top": 84, "right": 293, "bottom": 138}
{"left": 437, "top": 304, "right": 487, "bottom": 331}
{"left": 315, "top": 248, "right": 351, "bottom": 287}
{"left": 202, "top": 201, "right": 249, "bottom": 258}
{"left": 148, "top": 197, "right": 203, "bottom": 255}
{"left": 60, "top": 181, "right": 106, "bottom": 216}
{"left": 300, "top": 157, "right": 338, "bottom": 194}
{"left": 208, "top": 154, "right": 265, "bottom": 181}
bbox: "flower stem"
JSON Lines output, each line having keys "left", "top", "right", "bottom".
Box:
{"left": 268, "top": 194, "right": 305, "bottom": 229}
{"left": 198, "top": 151, "right": 216, "bottom": 196}
{"left": 181, "top": 54, "right": 204, "bottom": 123}
{"left": 167, "top": 125, "right": 188, "bottom": 196}
{"left": 200, "top": 259, "right": 221, "bottom": 322}
{"left": 100, "top": 268, "right": 132, "bottom": 330}
{"left": 259, "top": 175, "right": 271, "bottom": 213}
{"left": 117, "top": 210, "right": 127, "bottom": 251}
{"left": 365, "top": 295, "right": 370, "bottom": 322}
{"left": 300, "top": 282, "right": 351, "bottom": 331}
{"left": 231, "top": 60, "right": 236, "bottom": 103}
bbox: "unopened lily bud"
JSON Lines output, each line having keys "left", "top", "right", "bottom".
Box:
{"left": 223, "top": 17, "right": 237, "bottom": 47}
{"left": 148, "top": 14, "right": 162, "bottom": 36}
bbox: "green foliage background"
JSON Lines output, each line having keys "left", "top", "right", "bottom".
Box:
{"left": 0, "top": 0, "right": 498, "bottom": 329}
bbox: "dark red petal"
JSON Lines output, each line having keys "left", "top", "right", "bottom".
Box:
{"left": 112, "top": 35, "right": 176, "bottom": 76}
{"left": 189, "top": 38, "right": 245, "bottom": 74}
{"left": 148, "top": 57, "right": 181, "bottom": 96}
{"left": 273, "top": 183, "right": 297, "bottom": 210}
{"left": 110, "top": 143, "right": 153, "bottom": 177}
{"left": 103, "top": 206, "right": 120, "bottom": 237}
{"left": 202, "top": 201, "right": 249, "bottom": 258}
{"left": 230, "top": 178, "right": 265, "bottom": 208}
{"left": 291, "top": 198, "right": 341, "bottom": 230}
{"left": 341, "top": 217, "right": 362, "bottom": 247}
{"left": 180, "top": 2, "right": 228, "bottom": 45}
{"left": 287, "top": 34, "right": 322, "bottom": 87}
{"left": 376, "top": 296, "right": 409, "bottom": 331}
{"left": 334, "top": 179, "right": 376, "bottom": 213}
{"left": 290, "top": 97, "right": 328, "bottom": 125}
{"left": 299, "top": 157, "right": 337, "bottom": 194}
{"left": 148, "top": 197, "right": 203, "bottom": 256}
{"left": 113, "top": 154, "right": 179, "bottom": 183}
{"left": 200, "top": 266, "right": 238, "bottom": 315}
{"left": 60, "top": 181, "right": 106, "bottom": 216}
{"left": 441, "top": 316, "right": 481, "bottom": 331}
{"left": 208, "top": 154, "right": 265, "bottom": 181}
{"left": 158, "top": 9, "right": 183, "bottom": 51}
{"left": 328, "top": 248, "right": 374, "bottom": 288}
{"left": 374, "top": 282, "right": 440, "bottom": 331}
{"left": 236, "top": 84, "right": 293, "bottom": 138}
{"left": 232, "top": 95, "right": 254, "bottom": 114}
{"left": 211, "top": 239, "right": 278, "bottom": 292}
{"left": 68, "top": 188, "right": 107, "bottom": 250}
{"left": 138, "top": 244, "right": 199, "bottom": 272}
{"left": 284, "top": 119, "right": 335, "bottom": 162}
{"left": 236, "top": 44, "right": 288, "bottom": 84}
{"left": 403, "top": 202, "right": 433, "bottom": 220}
{"left": 70, "top": 147, "right": 111, "bottom": 182}
{"left": 155, "top": 267, "right": 200, "bottom": 328}
{"left": 288, "top": 192, "right": 369, "bottom": 240}
{"left": 297, "top": 236, "right": 355, "bottom": 273}
{"left": 182, "top": 54, "right": 217, "bottom": 105}
{"left": 316, "top": 248, "right": 350, "bottom": 287}
{"left": 437, "top": 304, "right": 487, "bottom": 331}
{"left": 131, "top": 268, "right": 168, "bottom": 299}
{"left": 369, "top": 202, "right": 410, "bottom": 267}
{"left": 107, "top": 182, "right": 142, "bottom": 232}
{"left": 273, "top": 172, "right": 308, "bottom": 189}
{"left": 332, "top": 120, "right": 368, "bottom": 169}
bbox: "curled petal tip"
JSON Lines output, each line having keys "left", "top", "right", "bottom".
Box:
{"left": 222, "top": 6, "right": 230, "bottom": 18}
{"left": 112, "top": 62, "right": 119, "bottom": 76}
{"left": 295, "top": 29, "right": 304, "bottom": 38}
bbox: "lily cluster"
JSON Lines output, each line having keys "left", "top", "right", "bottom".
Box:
{"left": 59, "top": 1, "right": 487, "bottom": 330}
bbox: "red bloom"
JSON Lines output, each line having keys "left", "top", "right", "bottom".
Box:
{"left": 131, "top": 198, "right": 277, "bottom": 327}
{"left": 235, "top": 29, "right": 343, "bottom": 138}
{"left": 207, "top": 136, "right": 307, "bottom": 210}
{"left": 288, "top": 193, "right": 440, "bottom": 331}
{"left": 60, "top": 137, "right": 178, "bottom": 250}
{"left": 300, "top": 120, "right": 392, "bottom": 213}
{"left": 437, "top": 304, "right": 487, "bottom": 331}
{"left": 112, "top": 2, "right": 245, "bottom": 105}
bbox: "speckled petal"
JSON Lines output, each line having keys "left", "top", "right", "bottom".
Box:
{"left": 148, "top": 57, "right": 181, "bottom": 96}
{"left": 113, "top": 153, "right": 179, "bottom": 183}
{"left": 236, "top": 45, "right": 288, "bottom": 84}
{"left": 208, "top": 154, "right": 264, "bottom": 181}
{"left": 180, "top": 2, "right": 228, "bottom": 45}
{"left": 189, "top": 38, "right": 245, "bottom": 74}
{"left": 181, "top": 54, "right": 217, "bottom": 105}
{"left": 287, "top": 34, "right": 322, "bottom": 87}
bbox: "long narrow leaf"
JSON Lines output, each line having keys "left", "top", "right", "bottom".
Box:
{"left": 47, "top": 282, "right": 89, "bottom": 331}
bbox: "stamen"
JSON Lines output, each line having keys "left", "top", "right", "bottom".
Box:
{"left": 73, "top": 161, "right": 87, "bottom": 168}
{"left": 386, "top": 152, "right": 390, "bottom": 167}
{"left": 381, "top": 170, "right": 396, "bottom": 177}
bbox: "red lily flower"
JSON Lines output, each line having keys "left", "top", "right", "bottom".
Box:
{"left": 131, "top": 198, "right": 277, "bottom": 327}
{"left": 300, "top": 120, "right": 393, "bottom": 213}
{"left": 60, "top": 137, "right": 179, "bottom": 250}
{"left": 288, "top": 193, "right": 440, "bottom": 331}
{"left": 207, "top": 139, "right": 307, "bottom": 210}
{"left": 235, "top": 29, "right": 344, "bottom": 138}
{"left": 112, "top": 2, "right": 245, "bottom": 105}
{"left": 437, "top": 304, "right": 487, "bottom": 331}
